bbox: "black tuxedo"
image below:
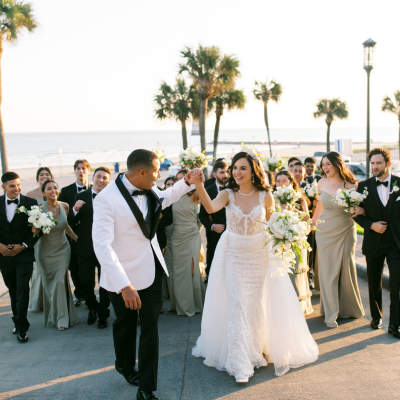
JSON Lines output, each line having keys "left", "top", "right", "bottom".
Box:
{"left": 205, "top": 177, "right": 216, "bottom": 188}
{"left": 69, "top": 188, "right": 110, "bottom": 318}
{"left": 59, "top": 182, "right": 91, "bottom": 299}
{"left": 0, "top": 195, "right": 39, "bottom": 332}
{"left": 156, "top": 205, "right": 173, "bottom": 251}
{"left": 199, "top": 183, "right": 226, "bottom": 276}
{"left": 305, "top": 175, "right": 322, "bottom": 184}
{"left": 355, "top": 175, "right": 400, "bottom": 325}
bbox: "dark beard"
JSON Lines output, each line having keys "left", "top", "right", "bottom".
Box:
{"left": 375, "top": 169, "right": 387, "bottom": 178}
{"left": 216, "top": 178, "right": 228, "bottom": 186}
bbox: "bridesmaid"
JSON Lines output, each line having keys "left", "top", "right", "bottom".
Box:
{"left": 36, "top": 180, "right": 79, "bottom": 330}
{"left": 312, "top": 152, "right": 364, "bottom": 328}
{"left": 275, "top": 170, "right": 314, "bottom": 316}
{"left": 26, "top": 167, "right": 53, "bottom": 312}
{"left": 171, "top": 187, "right": 205, "bottom": 317}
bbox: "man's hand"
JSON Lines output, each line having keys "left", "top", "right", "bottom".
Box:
{"left": 121, "top": 285, "right": 141, "bottom": 310}
{"left": 0, "top": 244, "right": 11, "bottom": 257}
{"left": 74, "top": 200, "right": 85, "bottom": 212}
{"left": 371, "top": 221, "right": 388, "bottom": 234}
{"left": 186, "top": 168, "right": 205, "bottom": 185}
{"left": 7, "top": 244, "right": 23, "bottom": 257}
{"left": 349, "top": 206, "right": 365, "bottom": 216}
{"left": 32, "top": 227, "right": 40, "bottom": 235}
{"left": 212, "top": 224, "right": 225, "bottom": 233}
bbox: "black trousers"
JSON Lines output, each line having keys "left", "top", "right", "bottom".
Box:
{"left": 78, "top": 254, "right": 110, "bottom": 320}
{"left": 108, "top": 254, "right": 163, "bottom": 392}
{"left": 366, "top": 241, "right": 400, "bottom": 325}
{"left": 0, "top": 260, "right": 33, "bottom": 332}
{"left": 68, "top": 237, "right": 83, "bottom": 298}
{"left": 205, "top": 232, "right": 222, "bottom": 277}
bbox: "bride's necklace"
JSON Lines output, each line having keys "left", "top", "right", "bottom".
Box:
{"left": 238, "top": 188, "right": 256, "bottom": 196}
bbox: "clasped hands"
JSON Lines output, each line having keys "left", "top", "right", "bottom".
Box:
{"left": 0, "top": 243, "right": 24, "bottom": 257}
{"left": 186, "top": 168, "right": 205, "bottom": 185}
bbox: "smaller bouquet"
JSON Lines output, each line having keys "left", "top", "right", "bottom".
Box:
{"left": 331, "top": 187, "right": 368, "bottom": 214}
{"left": 179, "top": 148, "right": 212, "bottom": 169}
{"left": 262, "top": 154, "right": 286, "bottom": 172}
{"left": 274, "top": 185, "right": 303, "bottom": 206}
{"left": 152, "top": 142, "right": 166, "bottom": 163}
{"left": 301, "top": 180, "right": 319, "bottom": 202}
{"left": 16, "top": 205, "right": 57, "bottom": 237}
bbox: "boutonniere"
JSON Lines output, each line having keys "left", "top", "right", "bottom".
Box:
{"left": 390, "top": 180, "right": 399, "bottom": 195}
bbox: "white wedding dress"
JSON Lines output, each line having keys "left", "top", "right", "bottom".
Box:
{"left": 192, "top": 189, "right": 318, "bottom": 381}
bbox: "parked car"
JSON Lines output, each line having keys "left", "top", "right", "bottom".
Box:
{"left": 168, "top": 163, "right": 182, "bottom": 177}
{"left": 160, "top": 158, "right": 173, "bottom": 170}
{"left": 346, "top": 162, "right": 367, "bottom": 181}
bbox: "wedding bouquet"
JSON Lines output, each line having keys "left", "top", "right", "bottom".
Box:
{"left": 262, "top": 154, "right": 286, "bottom": 172}
{"left": 331, "top": 187, "right": 368, "bottom": 214}
{"left": 274, "top": 185, "right": 303, "bottom": 206}
{"left": 16, "top": 205, "right": 57, "bottom": 237}
{"left": 152, "top": 142, "right": 166, "bottom": 163}
{"left": 301, "top": 180, "right": 319, "bottom": 202}
{"left": 262, "top": 206, "right": 318, "bottom": 276}
{"left": 179, "top": 148, "right": 212, "bottom": 169}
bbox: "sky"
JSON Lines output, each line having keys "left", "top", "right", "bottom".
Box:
{"left": 2, "top": 0, "right": 400, "bottom": 134}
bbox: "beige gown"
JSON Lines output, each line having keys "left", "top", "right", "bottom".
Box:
{"left": 171, "top": 195, "right": 205, "bottom": 317}
{"left": 316, "top": 192, "right": 364, "bottom": 327}
{"left": 164, "top": 224, "right": 175, "bottom": 307}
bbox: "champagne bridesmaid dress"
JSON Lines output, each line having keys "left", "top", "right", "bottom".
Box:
{"left": 316, "top": 192, "right": 364, "bottom": 327}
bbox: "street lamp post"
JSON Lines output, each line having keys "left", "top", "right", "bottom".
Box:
{"left": 363, "top": 38, "right": 376, "bottom": 178}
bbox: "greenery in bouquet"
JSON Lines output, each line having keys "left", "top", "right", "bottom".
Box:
{"left": 152, "top": 142, "right": 166, "bottom": 163}
{"left": 16, "top": 205, "right": 58, "bottom": 237}
{"left": 331, "top": 187, "right": 368, "bottom": 214}
{"left": 179, "top": 147, "right": 212, "bottom": 169}
{"left": 273, "top": 185, "right": 303, "bottom": 206}
{"left": 301, "top": 179, "right": 319, "bottom": 202}
{"left": 261, "top": 154, "right": 286, "bottom": 172}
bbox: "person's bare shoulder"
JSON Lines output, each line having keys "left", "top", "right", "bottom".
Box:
{"left": 59, "top": 201, "right": 69, "bottom": 213}
{"left": 25, "top": 191, "right": 35, "bottom": 199}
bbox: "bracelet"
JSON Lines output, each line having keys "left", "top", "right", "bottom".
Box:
{"left": 184, "top": 176, "right": 191, "bottom": 187}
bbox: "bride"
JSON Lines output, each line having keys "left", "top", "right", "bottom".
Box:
{"left": 192, "top": 150, "right": 318, "bottom": 382}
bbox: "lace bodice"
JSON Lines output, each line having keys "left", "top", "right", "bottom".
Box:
{"left": 225, "top": 189, "right": 266, "bottom": 236}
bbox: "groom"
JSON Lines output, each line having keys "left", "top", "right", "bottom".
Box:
{"left": 93, "top": 149, "right": 204, "bottom": 400}
{"left": 354, "top": 148, "right": 400, "bottom": 338}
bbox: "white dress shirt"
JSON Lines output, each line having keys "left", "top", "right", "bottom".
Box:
{"left": 76, "top": 182, "right": 88, "bottom": 192}
{"left": 5, "top": 195, "right": 20, "bottom": 222}
{"left": 122, "top": 174, "right": 148, "bottom": 218}
{"left": 376, "top": 175, "right": 391, "bottom": 207}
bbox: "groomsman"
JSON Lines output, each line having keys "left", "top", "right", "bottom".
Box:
{"left": 304, "top": 157, "right": 322, "bottom": 184}
{"left": 354, "top": 148, "right": 400, "bottom": 337}
{"left": 204, "top": 158, "right": 226, "bottom": 187}
{"left": 0, "top": 172, "right": 39, "bottom": 342}
{"left": 288, "top": 157, "right": 301, "bottom": 173}
{"left": 293, "top": 162, "right": 307, "bottom": 188}
{"left": 59, "top": 159, "right": 92, "bottom": 306}
{"left": 199, "top": 160, "right": 228, "bottom": 279}
{"left": 70, "top": 167, "right": 111, "bottom": 328}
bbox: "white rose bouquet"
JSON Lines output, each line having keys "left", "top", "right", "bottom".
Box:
{"left": 301, "top": 179, "right": 319, "bottom": 202}
{"left": 179, "top": 147, "right": 212, "bottom": 169}
{"left": 262, "top": 153, "right": 286, "bottom": 172}
{"left": 274, "top": 185, "right": 303, "bottom": 206}
{"left": 262, "top": 206, "right": 320, "bottom": 276}
{"left": 331, "top": 187, "right": 368, "bottom": 214}
{"left": 152, "top": 142, "right": 166, "bottom": 163}
{"left": 16, "top": 205, "right": 57, "bottom": 237}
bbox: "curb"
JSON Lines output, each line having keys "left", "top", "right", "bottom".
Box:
{"left": 356, "top": 262, "right": 390, "bottom": 291}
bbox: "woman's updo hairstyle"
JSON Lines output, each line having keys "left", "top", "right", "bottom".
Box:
{"left": 225, "top": 152, "right": 270, "bottom": 192}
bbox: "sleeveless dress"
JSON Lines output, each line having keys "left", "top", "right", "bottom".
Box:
{"left": 28, "top": 193, "right": 45, "bottom": 312}
{"left": 192, "top": 189, "right": 318, "bottom": 381}
{"left": 36, "top": 204, "right": 79, "bottom": 328}
{"left": 316, "top": 192, "right": 364, "bottom": 328}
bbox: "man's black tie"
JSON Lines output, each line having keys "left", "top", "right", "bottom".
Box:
{"left": 376, "top": 180, "right": 389, "bottom": 187}
{"left": 92, "top": 193, "right": 97, "bottom": 199}
{"left": 132, "top": 190, "right": 150, "bottom": 197}
{"left": 77, "top": 186, "right": 86, "bottom": 192}
{"left": 7, "top": 199, "right": 18, "bottom": 205}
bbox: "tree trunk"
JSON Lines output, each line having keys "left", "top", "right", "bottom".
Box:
{"left": 199, "top": 99, "right": 207, "bottom": 152}
{"left": 0, "top": 38, "right": 9, "bottom": 174}
{"left": 264, "top": 103, "right": 272, "bottom": 157}
{"left": 213, "top": 113, "right": 221, "bottom": 164}
{"left": 326, "top": 123, "right": 331, "bottom": 153}
{"left": 181, "top": 119, "right": 188, "bottom": 149}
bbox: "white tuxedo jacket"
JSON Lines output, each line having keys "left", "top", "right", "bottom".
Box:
{"left": 93, "top": 176, "right": 193, "bottom": 292}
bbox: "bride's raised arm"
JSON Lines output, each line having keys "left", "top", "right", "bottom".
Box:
{"left": 194, "top": 181, "right": 229, "bottom": 214}
{"left": 264, "top": 191, "right": 275, "bottom": 221}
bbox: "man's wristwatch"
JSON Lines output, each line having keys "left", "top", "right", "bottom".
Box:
{"left": 20, "top": 244, "right": 27, "bottom": 250}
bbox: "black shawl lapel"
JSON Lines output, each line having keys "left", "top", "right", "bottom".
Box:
{"left": 115, "top": 173, "right": 150, "bottom": 239}
{"left": 86, "top": 189, "right": 94, "bottom": 215}
{"left": 370, "top": 178, "right": 383, "bottom": 219}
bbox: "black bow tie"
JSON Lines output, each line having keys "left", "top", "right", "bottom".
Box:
{"left": 376, "top": 180, "right": 389, "bottom": 187}
{"left": 132, "top": 190, "right": 150, "bottom": 197}
{"left": 7, "top": 199, "right": 19, "bottom": 205}
{"left": 77, "top": 186, "right": 86, "bottom": 192}
{"left": 92, "top": 193, "right": 97, "bottom": 199}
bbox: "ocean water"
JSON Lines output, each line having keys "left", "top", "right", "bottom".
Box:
{"left": 4, "top": 127, "right": 398, "bottom": 169}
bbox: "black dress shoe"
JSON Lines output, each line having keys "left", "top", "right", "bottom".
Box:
{"left": 371, "top": 319, "right": 383, "bottom": 329}
{"left": 137, "top": 391, "right": 158, "bottom": 400}
{"left": 98, "top": 319, "right": 108, "bottom": 329}
{"left": 74, "top": 297, "right": 83, "bottom": 307}
{"left": 388, "top": 324, "right": 400, "bottom": 339}
{"left": 12, "top": 328, "right": 17, "bottom": 334}
{"left": 17, "top": 332, "right": 28, "bottom": 342}
{"left": 115, "top": 362, "right": 139, "bottom": 385}
{"left": 87, "top": 310, "right": 97, "bottom": 325}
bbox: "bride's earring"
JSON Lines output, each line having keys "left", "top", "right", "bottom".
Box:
{"left": 252, "top": 175, "right": 255, "bottom": 183}
{"left": 43, "top": 196, "right": 47, "bottom": 201}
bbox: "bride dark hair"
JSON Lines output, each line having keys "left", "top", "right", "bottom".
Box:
{"left": 320, "top": 151, "right": 355, "bottom": 187}
{"left": 225, "top": 152, "right": 271, "bottom": 192}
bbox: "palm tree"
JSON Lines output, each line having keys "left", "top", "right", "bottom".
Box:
{"left": 179, "top": 45, "right": 241, "bottom": 155}
{"left": 253, "top": 79, "right": 282, "bottom": 157}
{"left": 0, "top": 0, "right": 37, "bottom": 174}
{"left": 209, "top": 89, "right": 246, "bottom": 162}
{"left": 313, "top": 98, "right": 349, "bottom": 153}
{"left": 382, "top": 90, "right": 400, "bottom": 159}
{"left": 154, "top": 78, "right": 198, "bottom": 149}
